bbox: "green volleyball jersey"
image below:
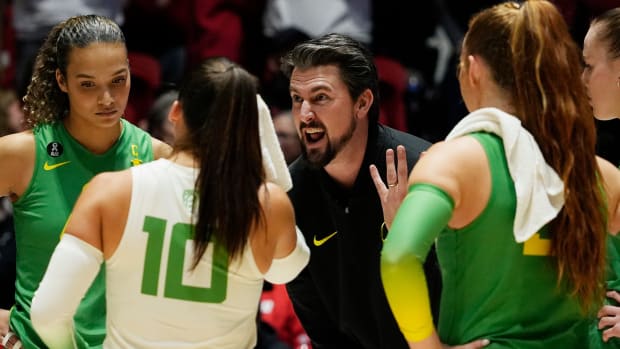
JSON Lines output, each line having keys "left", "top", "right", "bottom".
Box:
{"left": 11, "top": 119, "right": 153, "bottom": 349}
{"left": 436, "top": 132, "right": 589, "bottom": 348}
{"left": 589, "top": 163, "right": 620, "bottom": 348}
{"left": 608, "top": 163, "right": 620, "bottom": 295}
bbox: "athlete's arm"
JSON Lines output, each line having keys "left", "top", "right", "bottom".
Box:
{"left": 252, "top": 182, "right": 309, "bottom": 284}
{"left": 0, "top": 131, "right": 35, "bottom": 198}
{"left": 381, "top": 137, "right": 490, "bottom": 348}
{"left": 381, "top": 183, "right": 454, "bottom": 346}
{"left": 31, "top": 234, "right": 102, "bottom": 349}
{"left": 31, "top": 171, "right": 130, "bottom": 348}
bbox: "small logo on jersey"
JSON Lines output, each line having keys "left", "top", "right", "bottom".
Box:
{"left": 46, "top": 142, "right": 64, "bottom": 157}
{"left": 43, "top": 160, "right": 71, "bottom": 171}
{"left": 130, "top": 144, "right": 143, "bottom": 167}
{"left": 313, "top": 231, "right": 338, "bottom": 247}
{"left": 183, "top": 190, "right": 196, "bottom": 211}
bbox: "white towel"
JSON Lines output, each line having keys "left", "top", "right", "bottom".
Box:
{"left": 257, "top": 94, "right": 293, "bottom": 191}
{"left": 446, "top": 107, "right": 564, "bottom": 242}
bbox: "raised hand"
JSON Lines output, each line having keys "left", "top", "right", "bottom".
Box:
{"left": 370, "top": 145, "right": 408, "bottom": 229}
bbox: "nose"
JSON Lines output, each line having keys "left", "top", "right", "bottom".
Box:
{"left": 98, "top": 89, "right": 114, "bottom": 107}
{"left": 299, "top": 100, "right": 314, "bottom": 123}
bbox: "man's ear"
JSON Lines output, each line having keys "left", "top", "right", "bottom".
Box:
{"left": 56, "top": 69, "right": 68, "bottom": 93}
{"left": 355, "top": 89, "right": 374, "bottom": 119}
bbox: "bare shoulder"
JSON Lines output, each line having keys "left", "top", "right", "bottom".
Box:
{"left": 259, "top": 182, "right": 294, "bottom": 218}
{"left": 80, "top": 169, "right": 133, "bottom": 225}
{"left": 409, "top": 135, "right": 487, "bottom": 186}
{"left": 151, "top": 137, "right": 172, "bottom": 160}
{"left": 257, "top": 182, "right": 296, "bottom": 240}
{"left": 68, "top": 169, "right": 133, "bottom": 254}
{"left": 0, "top": 130, "right": 35, "bottom": 157}
{"left": 597, "top": 156, "right": 620, "bottom": 179}
{"left": 597, "top": 156, "right": 620, "bottom": 196}
{"left": 85, "top": 170, "right": 132, "bottom": 203}
{"left": 0, "top": 130, "right": 35, "bottom": 197}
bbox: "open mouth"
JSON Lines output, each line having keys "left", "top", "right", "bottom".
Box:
{"left": 303, "top": 127, "right": 325, "bottom": 144}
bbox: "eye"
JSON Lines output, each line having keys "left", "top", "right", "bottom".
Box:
{"left": 80, "top": 81, "right": 95, "bottom": 88}
{"left": 291, "top": 94, "right": 303, "bottom": 104}
{"left": 314, "top": 94, "right": 328, "bottom": 102}
{"left": 112, "top": 77, "right": 127, "bottom": 84}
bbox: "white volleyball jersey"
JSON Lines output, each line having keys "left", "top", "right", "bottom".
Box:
{"left": 105, "top": 159, "right": 265, "bottom": 349}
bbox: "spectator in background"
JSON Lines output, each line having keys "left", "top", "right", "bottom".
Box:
{"left": 260, "top": 28, "right": 310, "bottom": 113}
{"left": 0, "top": 89, "right": 23, "bottom": 135}
{"left": 0, "top": 88, "right": 23, "bottom": 311}
{"left": 260, "top": 283, "right": 311, "bottom": 349}
{"left": 272, "top": 110, "right": 301, "bottom": 165}
{"left": 124, "top": 51, "right": 162, "bottom": 126}
{"left": 146, "top": 88, "right": 178, "bottom": 146}
{"left": 122, "top": 0, "right": 188, "bottom": 86}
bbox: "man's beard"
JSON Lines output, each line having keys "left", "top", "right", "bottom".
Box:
{"left": 301, "top": 114, "right": 357, "bottom": 169}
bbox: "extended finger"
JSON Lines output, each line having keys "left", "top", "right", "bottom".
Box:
{"left": 385, "top": 148, "right": 397, "bottom": 187}
{"left": 599, "top": 305, "right": 620, "bottom": 318}
{"left": 603, "top": 325, "right": 620, "bottom": 342}
{"left": 608, "top": 291, "right": 620, "bottom": 304}
{"left": 599, "top": 315, "right": 619, "bottom": 329}
{"left": 396, "top": 145, "right": 408, "bottom": 186}
{"left": 369, "top": 164, "right": 388, "bottom": 195}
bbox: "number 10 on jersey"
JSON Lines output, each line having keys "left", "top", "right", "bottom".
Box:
{"left": 140, "top": 216, "right": 229, "bottom": 303}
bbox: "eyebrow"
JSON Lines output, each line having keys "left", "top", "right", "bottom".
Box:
{"left": 75, "top": 68, "right": 128, "bottom": 79}
{"left": 290, "top": 84, "right": 332, "bottom": 93}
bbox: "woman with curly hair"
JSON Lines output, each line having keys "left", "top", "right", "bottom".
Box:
{"left": 0, "top": 14, "right": 170, "bottom": 348}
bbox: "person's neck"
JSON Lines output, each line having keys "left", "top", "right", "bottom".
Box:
{"left": 63, "top": 118, "right": 123, "bottom": 155}
{"left": 323, "top": 122, "right": 369, "bottom": 188}
{"left": 476, "top": 84, "right": 516, "bottom": 115}
{"left": 168, "top": 150, "right": 197, "bottom": 168}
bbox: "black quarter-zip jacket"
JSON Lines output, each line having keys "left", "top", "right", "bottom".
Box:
{"left": 286, "top": 124, "right": 441, "bottom": 349}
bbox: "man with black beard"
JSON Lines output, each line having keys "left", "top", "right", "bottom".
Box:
{"left": 282, "top": 33, "right": 440, "bottom": 349}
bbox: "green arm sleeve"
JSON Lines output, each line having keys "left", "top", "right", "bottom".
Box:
{"left": 381, "top": 183, "right": 455, "bottom": 342}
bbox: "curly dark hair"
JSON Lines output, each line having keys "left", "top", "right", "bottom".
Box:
{"left": 22, "top": 14, "right": 125, "bottom": 128}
